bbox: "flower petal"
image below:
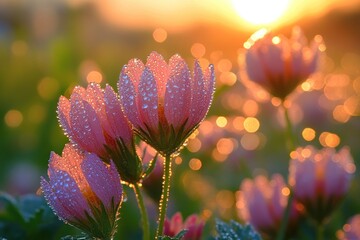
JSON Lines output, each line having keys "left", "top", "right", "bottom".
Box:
{"left": 81, "top": 153, "right": 122, "bottom": 210}
{"left": 57, "top": 96, "right": 73, "bottom": 140}
{"left": 70, "top": 93, "right": 106, "bottom": 156}
{"left": 84, "top": 83, "right": 111, "bottom": 134}
{"left": 188, "top": 61, "right": 215, "bottom": 128}
{"left": 138, "top": 67, "right": 159, "bottom": 130}
{"left": 146, "top": 51, "right": 168, "bottom": 97}
{"left": 242, "top": 177, "right": 274, "bottom": 229}
{"left": 164, "top": 55, "right": 191, "bottom": 126}
{"left": 48, "top": 169, "right": 90, "bottom": 221}
{"left": 49, "top": 145, "right": 90, "bottom": 192}
{"left": 104, "top": 84, "right": 132, "bottom": 143}
{"left": 41, "top": 176, "right": 73, "bottom": 222}
{"left": 245, "top": 48, "right": 267, "bottom": 85}
{"left": 119, "top": 66, "right": 143, "bottom": 129}
{"left": 122, "top": 58, "right": 145, "bottom": 91}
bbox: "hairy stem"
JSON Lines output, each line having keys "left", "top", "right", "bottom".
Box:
{"left": 133, "top": 183, "right": 150, "bottom": 240}
{"left": 155, "top": 154, "right": 172, "bottom": 239}
{"left": 276, "top": 102, "right": 297, "bottom": 240}
{"left": 316, "top": 223, "right": 323, "bottom": 240}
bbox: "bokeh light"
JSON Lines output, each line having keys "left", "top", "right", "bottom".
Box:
{"left": 216, "top": 116, "right": 228, "bottom": 128}
{"left": 37, "top": 77, "right": 59, "bottom": 100}
{"left": 302, "top": 128, "right": 316, "bottom": 142}
{"left": 191, "top": 43, "right": 206, "bottom": 59}
{"left": 319, "top": 132, "right": 340, "bottom": 148}
{"left": 153, "top": 28, "right": 168, "bottom": 43}
{"left": 189, "top": 158, "right": 202, "bottom": 171}
{"left": 243, "top": 117, "right": 260, "bottom": 133}
{"left": 4, "top": 110, "right": 23, "bottom": 128}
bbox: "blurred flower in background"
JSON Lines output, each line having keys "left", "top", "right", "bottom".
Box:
{"left": 289, "top": 146, "right": 356, "bottom": 224}
{"left": 237, "top": 174, "right": 302, "bottom": 238}
{"left": 164, "top": 212, "right": 204, "bottom": 240}
{"left": 337, "top": 214, "right": 360, "bottom": 240}
{"left": 243, "top": 27, "right": 324, "bottom": 100}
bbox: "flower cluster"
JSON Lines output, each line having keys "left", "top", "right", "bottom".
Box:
{"left": 236, "top": 28, "right": 357, "bottom": 239}
{"left": 41, "top": 51, "right": 214, "bottom": 239}
{"left": 238, "top": 147, "right": 355, "bottom": 238}
{"left": 40, "top": 27, "right": 358, "bottom": 240}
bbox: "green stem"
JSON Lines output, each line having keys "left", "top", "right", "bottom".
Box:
{"left": 133, "top": 183, "right": 150, "bottom": 240}
{"left": 276, "top": 190, "right": 294, "bottom": 240}
{"left": 316, "top": 223, "right": 323, "bottom": 240}
{"left": 282, "top": 103, "right": 297, "bottom": 149}
{"left": 276, "top": 102, "right": 297, "bottom": 240}
{"left": 155, "top": 154, "right": 172, "bottom": 239}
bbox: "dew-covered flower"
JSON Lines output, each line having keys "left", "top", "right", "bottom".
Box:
{"left": 57, "top": 83, "right": 142, "bottom": 183}
{"left": 289, "top": 146, "right": 355, "bottom": 224}
{"left": 40, "top": 144, "right": 123, "bottom": 239}
{"left": 164, "top": 212, "right": 204, "bottom": 240}
{"left": 238, "top": 174, "right": 301, "bottom": 238}
{"left": 337, "top": 214, "right": 360, "bottom": 240}
{"left": 118, "top": 51, "right": 215, "bottom": 156}
{"left": 244, "top": 27, "right": 323, "bottom": 99}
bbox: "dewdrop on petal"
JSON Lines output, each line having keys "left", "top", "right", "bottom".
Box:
{"left": 57, "top": 83, "right": 142, "bottom": 184}
{"left": 118, "top": 51, "right": 215, "bottom": 156}
{"left": 40, "top": 144, "right": 123, "bottom": 239}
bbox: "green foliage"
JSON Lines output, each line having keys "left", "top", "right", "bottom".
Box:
{"left": 61, "top": 234, "right": 92, "bottom": 240}
{"left": 214, "top": 219, "right": 262, "bottom": 240}
{"left": 158, "top": 229, "right": 188, "bottom": 240}
{"left": 0, "top": 192, "right": 62, "bottom": 240}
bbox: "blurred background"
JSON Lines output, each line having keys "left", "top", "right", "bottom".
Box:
{"left": 0, "top": 0, "right": 360, "bottom": 239}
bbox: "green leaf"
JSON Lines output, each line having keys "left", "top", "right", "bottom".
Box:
{"left": 0, "top": 192, "right": 25, "bottom": 223}
{"left": 158, "top": 229, "right": 188, "bottom": 240}
{"left": 61, "top": 233, "right": 92, "bottom": 240}
{"left": 214, "top": 219, "right": 262, "bottom": 240}
{"left": 0, "top": 193, "right": 63, "bottom": 239}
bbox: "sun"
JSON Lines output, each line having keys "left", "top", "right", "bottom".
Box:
{"left": 232, "top": 0, "right": 290, "bottom": 26}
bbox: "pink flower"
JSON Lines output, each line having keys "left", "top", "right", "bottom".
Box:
{"left": 164, "top": 212, "right": 204, "bottom": 240}
{"left": 118, "top": 51, "right": 215, "bottom": 155}
{"left": 337, "top": 214, "right": 360, "bottom": 240}
{"left": 289, "top": 146, "right": 356, "bottom": 224}
{"left": 57, "top": 83, "right": 142, "bottom": 183}
{"left": 40, "top": 144, "right": 123, "bottom": 239}
{"left": 245, "top": 27, "right": 322, "bottom": 99}
{"left": 238, "top": 174, "right": 301, "bottom": 238}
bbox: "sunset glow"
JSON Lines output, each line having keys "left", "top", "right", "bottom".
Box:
{"left": 232, "top": 0, "right": 290, "bottom": 26}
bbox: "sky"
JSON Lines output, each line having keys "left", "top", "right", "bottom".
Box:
{"left": 91, "top": 0, "right": 360, "bottom": 32}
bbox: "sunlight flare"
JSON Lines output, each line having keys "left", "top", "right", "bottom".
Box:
{"left": 232, "top": 0, "right": 290, "bottom": 26}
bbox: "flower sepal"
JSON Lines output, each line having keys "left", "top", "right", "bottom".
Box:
{"left": 105, "top": 138, "right": 143, "bottom": 185}
{"left": 136, "top": 118, "right": 197, "bottom": 156}
{"left": 84, "top": 197, "right": 120, "bottom": 240}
